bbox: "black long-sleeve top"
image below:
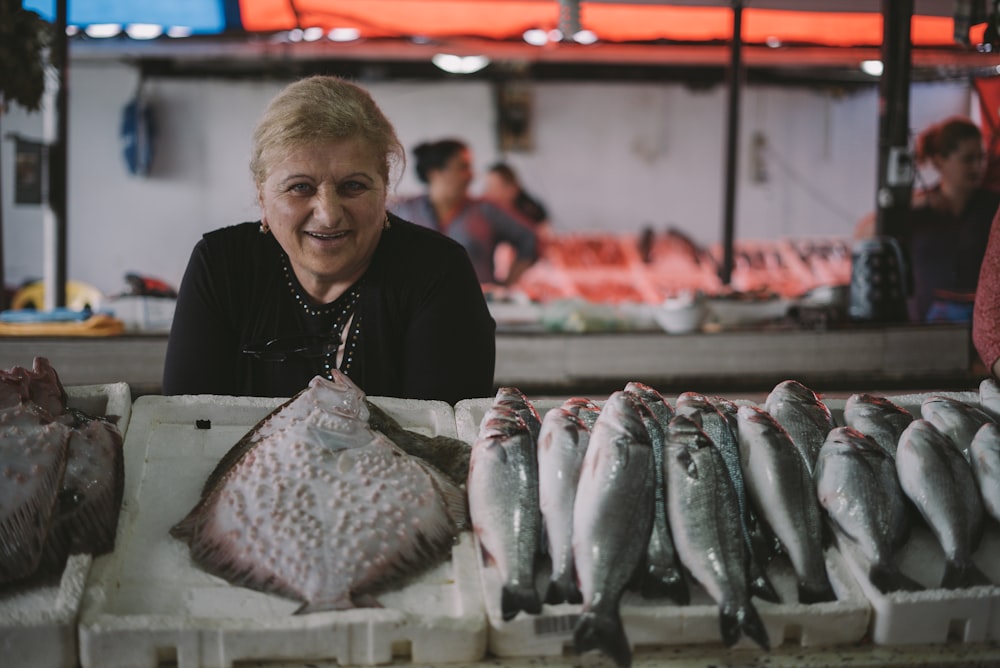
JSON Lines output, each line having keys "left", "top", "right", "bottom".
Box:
{"left": 162, "top": 215, "right": 496, "bottom": 404}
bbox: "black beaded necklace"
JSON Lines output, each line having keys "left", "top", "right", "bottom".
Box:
{"left": 280, "top": 254, "right": 362, "bottom": 379}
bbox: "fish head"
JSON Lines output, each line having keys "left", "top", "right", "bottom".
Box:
{"left": 591, "top": 391, "right": 651, "bottom": 448}
{"left": 311, "top": 372, "right": 368, "bottom": 420}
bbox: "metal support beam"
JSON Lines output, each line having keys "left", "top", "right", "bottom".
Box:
{"left": 50, "top": 0, "right": 68, "bottom": 307}
{"left": 719, "top": 0, "right": 743, "bottom": 287}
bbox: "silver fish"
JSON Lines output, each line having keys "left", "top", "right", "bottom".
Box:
{"left": 573, "top": 391, "right": 657, "bottom": 668}
{"left": 921, "top": 396, "right": 995, "bottom": 459}
{"left": 536, "top": 397, "right": 600, "bottom": 605}
{"left": 490, "top": 386, "right": 542, "bottom": 443}
{"left": 172, "top": 372, "right": 468, "bottom": 613}
{"left": 764, "top": 380, "right": 834, "bottom": 475}
{"left": 815, "top": 427, "right": 921, "bottom": 594}
{"left": 737, "top": 404, "right": 836, "bottom": 603}
{"left": 469, "top": 397, "right": 542, "bottom": 621}
{"left": 842, "top": 393, "right": 913, "bottom": 458}
{"left": 675, "top": 392, "right": 779, "bottom": 603}
{"left": 970, "top": 422, "right": 1000, "bottom": 525}
{"left": 666, "top": 414, "right": 770, "bottom": 650}
{"left": 896, "top": 419, "right": 990, "bottom": 589}
{"left": 623, "top": 382, "right": 687, "bottom": 604}
{"left": 980, "top": 378, "right": 1000, "bottom": 423}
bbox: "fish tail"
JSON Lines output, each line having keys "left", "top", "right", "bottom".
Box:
{"left": 719, "top": 601, "right": 771, "bottom": 650}
{"left": 501, "top": 582, "right": 542, "bottom": 621}
{"left": 747, "top": 555, "right": 781, "bottom": 603}
{"left": 869, "top": 563, "right": 924, "bottom": 594}
{"left": 638, "top": 568, "right": 690, "bottom": 606}
{"left": 797, "top": 576, "right": 837, "bottom": 604}
{"left": 544, "top": 574, "right": 582, "bottom": 605}
{"left": 941, "top": 559, "right": 993, "bottom": 590}
{"left": 573, "top": 609, "right": 632, "bottom": 668}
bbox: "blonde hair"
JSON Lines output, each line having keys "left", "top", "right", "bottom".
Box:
{"left": 250, "top": 76, "right": 405, "bottom": 188}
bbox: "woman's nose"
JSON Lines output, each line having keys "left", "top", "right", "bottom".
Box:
{"left": 314, "top": 185, "right": 342, "bottom": 221}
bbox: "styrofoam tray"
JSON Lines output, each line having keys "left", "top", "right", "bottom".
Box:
{"left": 454, "top": 396, "right": 871, "bottom": 658}
{"left": 77, "top": 394, "right": 486, "bottom": 668}
{"left": 1, "top": 382, "right": 132, "bottom": 668}
{"left": 822, "top": 390, "right": 1000, "bottom": 646}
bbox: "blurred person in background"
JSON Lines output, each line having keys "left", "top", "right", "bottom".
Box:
{"left": 391, "top": 139, "right": 539, "bottom": 287}
{"left": 483, "top": 161, "right": 551, "bottom": 236}
{"left": 855, "top": 116, "right": 1000, "bottom": 322}
{"left": 163, "top": 77, "right": 495, "bottom": 403}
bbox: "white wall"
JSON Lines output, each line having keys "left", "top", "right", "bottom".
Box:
{"left": 0, "top": 60, "right": 972, "bottom": 297}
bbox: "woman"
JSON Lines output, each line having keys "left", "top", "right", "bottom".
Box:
{"left": 390, "top": 139, "right": 539, "bottom": 286}
{"left": 162, "top": 76, "right": 496, "bottom": 403}
{"left": 483, "top": 161, "right": 550, "bottom": 229}
{"left": 903, "top": 116, "right": 1000, "bottom": 322}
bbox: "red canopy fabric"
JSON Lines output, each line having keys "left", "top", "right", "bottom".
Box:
{"left": 238, "top": 1, "right": 985, "bottom": 47}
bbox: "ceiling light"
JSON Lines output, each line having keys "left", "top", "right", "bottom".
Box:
{"left": 765, "top": 36, "right": 781, "bottom": 48}
{"left": 328, "top": 27, "right": 360, "bottom": 42}
{"left": 523, "top": 29, "right": 548, "bottom": 46}
{"left": 84, "top": 24, "right": 122, "bottom": 38}
{"left": 287, "top": 28, "right": 304, "bottom": 42}
{"left": 303, "top": 27, "right": 324, "bottom": 42}
{"left": 432, "top": 54, "right": 491, "bottom": 74}
{"left": 167, "top": 26, "right": 193, "bottom": 38}
{"left": 65, "top": 25, "right": 80, "bottom": 36}
{"left": 573, "top": 30, "right": 598, "bottom": 45}
{"left": 860, "top": 60, "right": 884, "bottom": 76}
{"left": 126, "top": 24, "right": 163, "bottom": 40}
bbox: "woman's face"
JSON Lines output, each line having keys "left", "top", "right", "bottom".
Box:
{"left": 430, "top": 148, "right": 474, "bottom": 197}
{"left": 935, "top": 136, "right": 985, "bottom": 192}
{"left": 258, "top": 138, "right": 386, "bottom": 296}
{"left": 483, "top": 171, "right": 518, "bottom": 206}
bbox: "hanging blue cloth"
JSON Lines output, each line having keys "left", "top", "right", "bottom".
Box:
{"left": 120, "top": 90, "right": 156, "bottom": 176}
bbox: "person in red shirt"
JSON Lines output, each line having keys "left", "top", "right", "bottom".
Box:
{"left": 973, "top": 207, "right": 1000, "bottom": 377}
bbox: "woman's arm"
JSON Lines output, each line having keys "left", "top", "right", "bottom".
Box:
{"left": 973, "top": 207, "right": 1000, "bottom": 378}
{"left": 162, "top": 240, "right": 239, "bottom": 395}
{"left": 483, "top": 202, "right": 539, "bottom": 286}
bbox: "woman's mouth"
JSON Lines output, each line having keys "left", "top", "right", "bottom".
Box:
{"left": 306, "top": 230, "right": 349, "bottom": 240}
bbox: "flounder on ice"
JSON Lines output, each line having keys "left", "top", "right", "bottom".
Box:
{"left": 171, "top": 372, "right": 468, "bottom": 613}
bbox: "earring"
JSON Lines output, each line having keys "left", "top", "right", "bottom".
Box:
{"left": 383, "top": 214, "right": 391, "bottom": 231}
{"left": 260, "top": 221, "right": 270, "bottom": 235}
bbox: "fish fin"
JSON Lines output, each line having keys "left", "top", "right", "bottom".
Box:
{"left": 869, "top": 564, "right": 924, "bottom": 594}
{"left": 416, "top": 460, "right": 470, "bottom": 531}
{"left": 501, "top": 582, "right": 542, "bottom": 621}
{"left": 747, "top": 557, "right": 781, "bottom": 603}
{"left": 543, "top": 575, "right": 582, "bottom": 605}
{"left": 573, "top": 610, "right": 632, "bottom": 668}
{"left": 797, "top": 578, "right": 837, "bottom": 604}
{"left": 719, "top": 601, "right": 770, "bottom": 650}
{"left": 940, "top": 559, "right": 993, "bottom": 590}
{"left": 293, "top": 593, "right": 363, "bottom": 614}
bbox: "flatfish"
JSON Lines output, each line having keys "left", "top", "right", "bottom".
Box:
{"left": 468, "top": 393, "right": 542, "bottom": 620}
{"left": 573, "top": 391, "right": 657, "bottom": 668}
{"left": 536, "top": 397, "right": 601, "bottom": 605}
{"left": 171, "top": 372, "right": 468, "bottom": 613}
{"left": 666, "top": 414, "right": 769, "bottom": 650}
{"left": 896, "top": 419, "right": 990, "bottom": 589}
{"left": 815, "top": 427, "right": 920, "bottom": 594}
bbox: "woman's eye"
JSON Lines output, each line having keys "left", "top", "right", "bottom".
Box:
{"left": 339, "top": 181, "right": 370, "bottom": 196}
{"left": 289, "top": 183, "right": 315, "bottom": 194}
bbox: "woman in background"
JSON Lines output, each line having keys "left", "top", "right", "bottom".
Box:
{"left": 391, "top": 139, "right": 539, "bottom": 287}
{"left": 858, "top": 116, "right": 1000, "bottom": 322}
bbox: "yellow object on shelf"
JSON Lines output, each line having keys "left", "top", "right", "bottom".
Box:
{"left": 11, "top": 280, "right": 104, "bottom": 312}
{"left": 0, "top": 313, "right": 124, "bottom": 337}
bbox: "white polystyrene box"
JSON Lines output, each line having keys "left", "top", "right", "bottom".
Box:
{"left": 77, "top": 393, "right": 485, "bottom": 668}
{"left": 0, "top": 382, "right": 132, "bottom": 668}
{"left": 822, "top": 390, "right": 1000, "bottom": 646}
{"left": 454, "top": 396, "right": 871, "bottom": 658}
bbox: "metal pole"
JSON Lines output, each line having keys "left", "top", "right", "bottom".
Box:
{"left": 875, "top": 0, "right": 914, "bottom": 239}
{"left": 719, "top": 1, "right": 743, "bottom": 287}
{"left": 50, "top": 0, "right": 68, "bottom": 307}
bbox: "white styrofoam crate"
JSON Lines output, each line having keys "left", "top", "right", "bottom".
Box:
{"left": 77, "top": 393, "right": 486, "bottom": 668}
{"left": 454, "top": 396, "right": 870, "bottom": 658}
{"left": 822, "top": 390, "right": 1000, "bottom": 646}
{"left": 1, "top": 382, "right": 132, "bottom": 668}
